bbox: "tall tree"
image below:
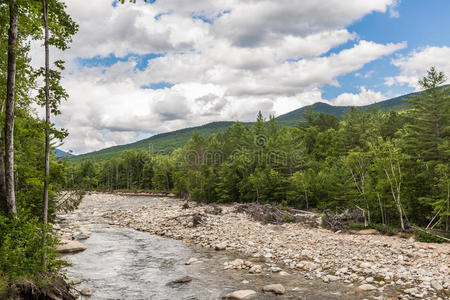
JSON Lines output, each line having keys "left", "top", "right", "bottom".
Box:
{"left": 4, "top": 0, "right": 19, "bottom": 217}
{"left": 42, "top": 0, "right": 50, "bottom": 225}
{"left": 405, "top": 67, "right": 450, "bottom": 163}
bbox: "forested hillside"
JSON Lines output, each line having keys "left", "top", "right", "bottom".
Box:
{"left": 67, "top": 68, "right": 449, "bottom": 235}
{"left": 70, "top": 92, "right": 410, "bottom": 162}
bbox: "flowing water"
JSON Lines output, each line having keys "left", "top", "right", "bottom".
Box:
{"left": 61, "top": 196, "right": 378, "bottom": 300}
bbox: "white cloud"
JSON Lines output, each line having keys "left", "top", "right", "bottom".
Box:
{"left": 333, "top": 87, "right": 386, "bottom": 106}
{"left": 386, "top": 46, "right": 450, "bottom": 89}
{"left": 40, "top": 0, "right": 406, "bottom": 153}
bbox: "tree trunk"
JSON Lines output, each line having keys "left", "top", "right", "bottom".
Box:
{"left": 0, "top": 103, "right": 8, "bottom": 215}
{"left": 4, "top": 0, "right": 18, "bottom": 217}
{"left": 42, "top": 0, "right": 50, "bottom": 270}
{"left": 42, "top": 0, "right": 50, "bottom": 225}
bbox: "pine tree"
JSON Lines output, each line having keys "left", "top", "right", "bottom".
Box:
{"left": 405, "top": 67, "right": 450, "bottom": 163}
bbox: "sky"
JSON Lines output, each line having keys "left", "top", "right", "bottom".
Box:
{"left": 30, "top": 0, "right": 450, "bottom": 154}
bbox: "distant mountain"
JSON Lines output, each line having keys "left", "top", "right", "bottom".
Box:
{"left": 69, "top": 90, "right": 414, "bottom": 163}
{"left": 54, "top": 149, "right": 74, "bottom": 158}
{"left": 276, "top": 92, "right": 410, "bottom": 126}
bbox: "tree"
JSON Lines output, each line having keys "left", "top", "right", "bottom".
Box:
{"left": 371, "top": 139, "right": 406, "bottom": 230}
{"left": 405, "top": 67, "right": 450, "bottom": 163}
{"left": 344, "top": 150, "right": 372, "bottom": 226}
{"left": 3, "top": 0, "right": 19, "bottom": 217}
{"left": 42, "top": 0, "right": 50, "bottom": 226}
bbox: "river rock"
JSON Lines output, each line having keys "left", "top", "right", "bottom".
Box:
{"left": 80, "top": 287, "right": 92, "bottom": 296}
{"left": 262, "top": 284, "right": 286, "bottom": 295}
{"left": 430, "top": 280, "right": 443, "bottom": 292}
{"left": 358, "top": 284, "right": 376, "bottom": 291}
{"left": 249, "top": 265, "right": 262, "bottom": 274}
{"left": 215, "top": 242, "right": 228, "bottom": 251}
{"left": 227, "top": 290, "right": 257, "bottom": 299}
{"left": 56, "top": 239, "right": 87, "bottom": 253}
{"left": 185, "top": 258, "right": 198, "bottom": 265}
{"left": 167, "top": 276, "right": 193, "bottom": 286}
{"left": 230, "top": 259, "right": 244, "bottom": 268}
{"left": 67, "top": 277, "right": 82, "bottom": 285}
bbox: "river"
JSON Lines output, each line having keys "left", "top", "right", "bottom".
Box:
{"left": 59, "top": 195, "right": 377, "bottom": 300}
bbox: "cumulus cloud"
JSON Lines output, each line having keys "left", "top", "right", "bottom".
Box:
{"left": 333, "top": 87, "right": 387, "bottom": 106}
{"left": 41, "top": 0, "right": 406, "bottom": 153}
{"left": 386, "top": 46, "right": 450, "bottom": 89}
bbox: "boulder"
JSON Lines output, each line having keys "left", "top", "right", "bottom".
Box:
{"left": 227, "top": 290, "right": 257, "bottom": 299}
{"left": 80, "top": 287, "right": 92, "bottom": 296}
{"left": 56, "top": 240, "right": 87, "bottom": 254}
{"left": 215, "top": 242, "right": 228, "bottom": 251}
{"left": 262, "top": 284, "right": 286, "bottom": 295}
{"left": 249, "top": 265, "right": 262, "bottom": 274}
{"left": 230, "top": 259, "right": 244, "bottom": 268}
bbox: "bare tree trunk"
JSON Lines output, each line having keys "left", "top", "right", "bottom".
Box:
{"left": 42, "top": 0, "right": 50, "bottom": 270}
{"left": 0, "top": 103, "right": 8, "bottom": 215}
{"left": 4, "top": 0, "right": 18, "bottom": 217}
{"left": 42, "top": 0, "right": 50, "bottom": 225}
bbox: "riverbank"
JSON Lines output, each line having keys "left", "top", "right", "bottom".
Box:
{"left": 86, "top": 192, "right": 448, "bottom": 299}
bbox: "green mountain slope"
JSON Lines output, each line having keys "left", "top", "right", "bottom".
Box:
{"left": 70, "top": 91, "right": 413, "bottom": 162}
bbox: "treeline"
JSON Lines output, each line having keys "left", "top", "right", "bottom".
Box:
{"left": 69, "top": 68, "right": 449, "bottom": 232}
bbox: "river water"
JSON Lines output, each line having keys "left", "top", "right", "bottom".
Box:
{"left": 61, "top": 196, "right": 376, "bottom": 300}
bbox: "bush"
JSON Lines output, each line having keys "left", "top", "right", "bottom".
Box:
{"left": 349, "top": 222, "right": 366, "bottom": 230}
{"left": 282, "top": 214, "right": 295, "bottom": 223}
{"left": 371, "top": 223, "right": 395, "bottom": 236}
{"left": 0, "top": 216, "right": 66, "bottom": 283}
{"left": 414, "top": 229, "right": 447, "bottom": 244}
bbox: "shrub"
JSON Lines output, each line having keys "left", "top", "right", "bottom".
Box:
{"left": 414, "top": 229, "right": 446, "bottom": 244}
{"left": 371, "top": 223, "right": 395, "bottom": 236}
{"left": 349, "top": 222, "right": 366, "bottom": 230}
{"left": 0, "top": 216, "right": 66, "bottom": 283}
{"left": 282, "top": 214, "right": 295, "bottom": 223}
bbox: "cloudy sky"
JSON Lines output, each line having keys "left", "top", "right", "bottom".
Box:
{"left": 32, "top": 0, "right": 450, "bottom": 154}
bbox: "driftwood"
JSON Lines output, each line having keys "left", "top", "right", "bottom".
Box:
{"left": 234, "top": 203, "right": 320, "bottom": 226}
{"left": 165, "top": 213, "right": 204, "bottom": 227}
{"left": 204, "top": 204, "right": 223, "bottom": 215}
{"left": 322, "top": 209, "right": 365, "bottom": 232}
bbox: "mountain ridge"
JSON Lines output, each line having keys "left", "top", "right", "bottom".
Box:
{"left": 69, "top": 90, "right": 415, "bottom": 162}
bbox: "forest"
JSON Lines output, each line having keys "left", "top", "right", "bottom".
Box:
{"left": 68, "top": 67, "right": 450, "bottom": 236}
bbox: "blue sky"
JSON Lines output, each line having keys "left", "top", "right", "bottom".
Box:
{"left": 47, "top": 0, "right": 450, "bottom": 153}
{"left": 323, "top": 0, "right": 450, "bottom": 99}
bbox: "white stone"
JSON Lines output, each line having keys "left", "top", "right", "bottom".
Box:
{"left": 227, "top": 290, "right": 257, "bottom": 299}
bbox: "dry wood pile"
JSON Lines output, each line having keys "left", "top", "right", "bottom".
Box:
{"left": 234, "top": 203, "right": 321, "bottom": 227}
{"left": 322, "top": 209, "right": 365, "bottom": 232}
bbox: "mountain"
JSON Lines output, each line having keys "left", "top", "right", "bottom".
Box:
{"left": 69, "top": 91, "right": 413, "bottom": 163}
{"left": 54, "top": 149, "right": 74, "bottom": 158}
{"left": 276, "top": 93, "right": 409, "bottom": 126}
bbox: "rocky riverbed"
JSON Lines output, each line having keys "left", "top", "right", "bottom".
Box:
{"left": 59, "top": 193, "right": 449, "bottom": 299}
